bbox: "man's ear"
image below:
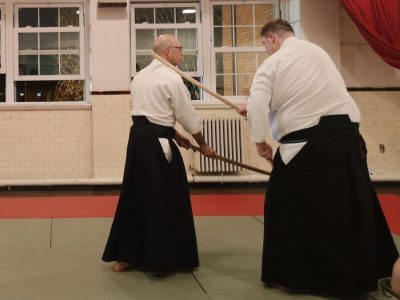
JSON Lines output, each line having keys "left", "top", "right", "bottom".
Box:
{"left": 164, "top": 48, "right": 170, "bottom": 57}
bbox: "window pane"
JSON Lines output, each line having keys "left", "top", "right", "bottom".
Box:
{"left": 176, "top": 7, "right": 196, "bottom": 23}
{"left": 136, "top": 55, "right": 152, "bottom": 72}
{"left": 213, "top": 5, "right": 222, "bottom": 26}
{"left": 19, "top": 8, "right": 38, "bottom": 27}
{"left": 19, "top": 55, "right": 38, "bottom": 75}
{"left": 60, "top": 7, "right": 80, "bottom": 27}
{"left": 255, "top": 4, "right": 274, "bottom": 25}
{"left": 235, "top": 5, "right": 253, "bottom": 26}
{"left": 40, "top": 55, "right": 59, "bottom": 75}
{"left": 214, "top": 27, "right": 233, "bottom": 47}
{"left": 215, "top": 53, "right": 223, "bottom": 74}
{"left": 135, "top": 8, "right": 154, "bottom": 24}
{"left": 156, "top": 29, "right": 175, "bottom": 36}
{"left": 257, "top": 52, "right": 268, "bottom": 68}
{"left": 155, "top": 7, "right": 174, "bottom": 24}
{"left": 40, "top": 33, "right": 58, "bottom": 50}
{"left": 214, "top": 5, "right": 233, "bottom": 26}
{"left": 60, "top": 54, "right": 80, "bottom": 75}
{"left": 235, "top": 27, "right": 254, "bottom": 47}
{"left": 255, "top": 26, "right": 264, "bottom": 46}
{"left": 216, "top": 74, "right": 235, "bottom": 96}
{"left": 237, "top": 53, "right": 256, "bottom": 73}
{"left": 39, "top": 8, "right": 58, "bottom": 27}
{"left": 180, "top": 54, "right": 197, "bottom": 72}
{"left": 183, "top": 77, "right": 201, "bottom": 100}
{"left": 19, "top": 33, "right": 38, "bottom": 50}
{"left": 222, "top": 5, "right": 233, "bottom": 26}
{"left": 60, "top": 32, "right": 79, "bottom": 50}
{"left": 216, "top": 52, "right": 235, "bottom": 74}
{"left": 237, "top": 74, "right": 253, "bottom": 95}
{"left": 15, "top": 80, "right": 84, "bottom": 102}
{"left": 136, "top": 29, "right": 154, "bottom": 50}
{"left": 214, "top": 27, "right": 222, "bottom": 47}
{"left": 53, "top": 80, "right": 84, "bottom": 101}
{"left": 177, "top": 29, "right": 196, "bottom": 50}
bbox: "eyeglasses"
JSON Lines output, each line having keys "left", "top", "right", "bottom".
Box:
{"left": 168, "top": 46, "right": 184, "bottom": 51}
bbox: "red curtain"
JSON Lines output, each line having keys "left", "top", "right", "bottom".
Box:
{"left": 341, "top": 0, "right": 400, "bottom": 69}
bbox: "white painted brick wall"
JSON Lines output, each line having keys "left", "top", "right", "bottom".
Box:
{"left": 0, "top": 109, "right": 92, "bottom": 179}
{"left": 91, "top": 95, "right": 132, "bottom": 178}
{"left": 1, "top": 91, "right": 398, "bottom": 182}
{"left": 353, "top": 91, "right": 400, "bottom": 175}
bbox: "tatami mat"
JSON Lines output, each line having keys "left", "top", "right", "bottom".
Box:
{"left": 0, "top": 217, "right": 397, "bottom": 299}
{"left": 0, "top": 219, "right": 51, "bottom": 249}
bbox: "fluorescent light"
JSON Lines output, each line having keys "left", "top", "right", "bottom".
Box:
{"left": 182, "top": 8, "right": 196, "bottom": 14}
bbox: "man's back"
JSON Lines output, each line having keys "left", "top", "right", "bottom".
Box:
{"left": 266, "top": 37, "right": 360, "bottom": 140}
{"left": 131, "top": 59, "right": 200, "bottom": 134}
{"left": 132, "top": 60, "right": 181, "bottom": 122}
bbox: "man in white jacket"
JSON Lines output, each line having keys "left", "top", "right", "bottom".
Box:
{"left": 103, "top": 34, "right": 215, "bottom": 275}
{"left": 242, "top": 19, "right": 398, "bottom": 297}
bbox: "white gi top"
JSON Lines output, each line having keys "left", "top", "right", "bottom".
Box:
{"left": 131, "top": 59, "right": 202, "bottom": 135}
{"left": 247, "top": 37, "right": 361, "bottom": 163}
{"left": 131, "top": 59, "right": 202, "bottom": 162}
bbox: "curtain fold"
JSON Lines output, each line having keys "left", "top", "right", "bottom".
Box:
{"left": 341, "top": 0, "right": 400, "bottom": 69}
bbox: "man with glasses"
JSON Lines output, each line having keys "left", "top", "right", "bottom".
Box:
{"left": 102, "top": 34, "right": 216, "bottom": 275}
{"left": 240, "top": 19, "right": 398, "bottom": 297}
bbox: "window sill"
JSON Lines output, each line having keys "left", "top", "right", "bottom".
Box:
{"left": 0, "top": 102, "right": 91, "bottom": 111}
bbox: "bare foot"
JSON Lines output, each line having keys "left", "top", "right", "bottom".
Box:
{"left": 113, "top": 262, "right": 134, "bottom": 272}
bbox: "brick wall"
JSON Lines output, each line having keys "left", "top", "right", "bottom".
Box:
{"left": 353, "top": 91, "right": 400, "bottom": 175}
{"left": 0, "top": 92, "right": 398, "bottom": 182}
{"left": 91, "top": 95, "right": 131, "bottom": 178}
{"left": 0, "top": 109, "right": 92, "bottom": 179}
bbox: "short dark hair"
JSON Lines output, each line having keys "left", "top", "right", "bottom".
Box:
{"left": 260, "top": 19, "right": 294, "bottom": 37}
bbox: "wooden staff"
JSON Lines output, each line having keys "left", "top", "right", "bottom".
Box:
{"left": 152, "top": 51, "right": 269, "bottom": 175}
{"left": 190, "top": 145, "right": 270, "bottom": 176}
{"left": 152, "top": 51, "right": 241, "bottom": 112}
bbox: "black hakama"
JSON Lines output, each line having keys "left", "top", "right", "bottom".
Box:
{"left": 102, "top": 116, "right": 199, "bottom": 273}
{"left": 262, "top": 115, "right": 399, "bottom": 297}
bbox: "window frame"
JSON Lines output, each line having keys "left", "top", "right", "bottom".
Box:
{"left": 280, "top": 0, "right": 301, "bottom": 36}
{"left": 13, "top": 3, "right": 85, "bottom": 81}
{"left": 130, "top": 2, "right": 203, "bottom": 78}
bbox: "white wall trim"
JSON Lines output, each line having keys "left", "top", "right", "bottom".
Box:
{"left": 0, "top": 102, "right": 91, "bottom": 110}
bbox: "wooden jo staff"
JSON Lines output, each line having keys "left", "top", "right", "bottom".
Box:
{"left": 152, "top": 51, "right": 241, "bottom": 112}
{"left": 189, "top": 145, "right": 270, "bottom": 175}
{"left": 152, "top": 51, "right": 270, "bottom": 176}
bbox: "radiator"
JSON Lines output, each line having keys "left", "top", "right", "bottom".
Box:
{"left": 194, "top": 116, "right": 243, "bottom": 173}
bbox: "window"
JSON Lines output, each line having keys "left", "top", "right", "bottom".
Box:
{"left": 14, "top": 4, "right": 85, "bottom": 102}
{"left": 131, "top": 3, "right": 202, "bottom": 100}
{"left": 211, "top": 2, "right": 276, "bottom": 100}
{"left": 0, "top": 5, "right": 5, "bottom": 102}
{"left": 129, "top": 1, "right": 278, "bottom": 103}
